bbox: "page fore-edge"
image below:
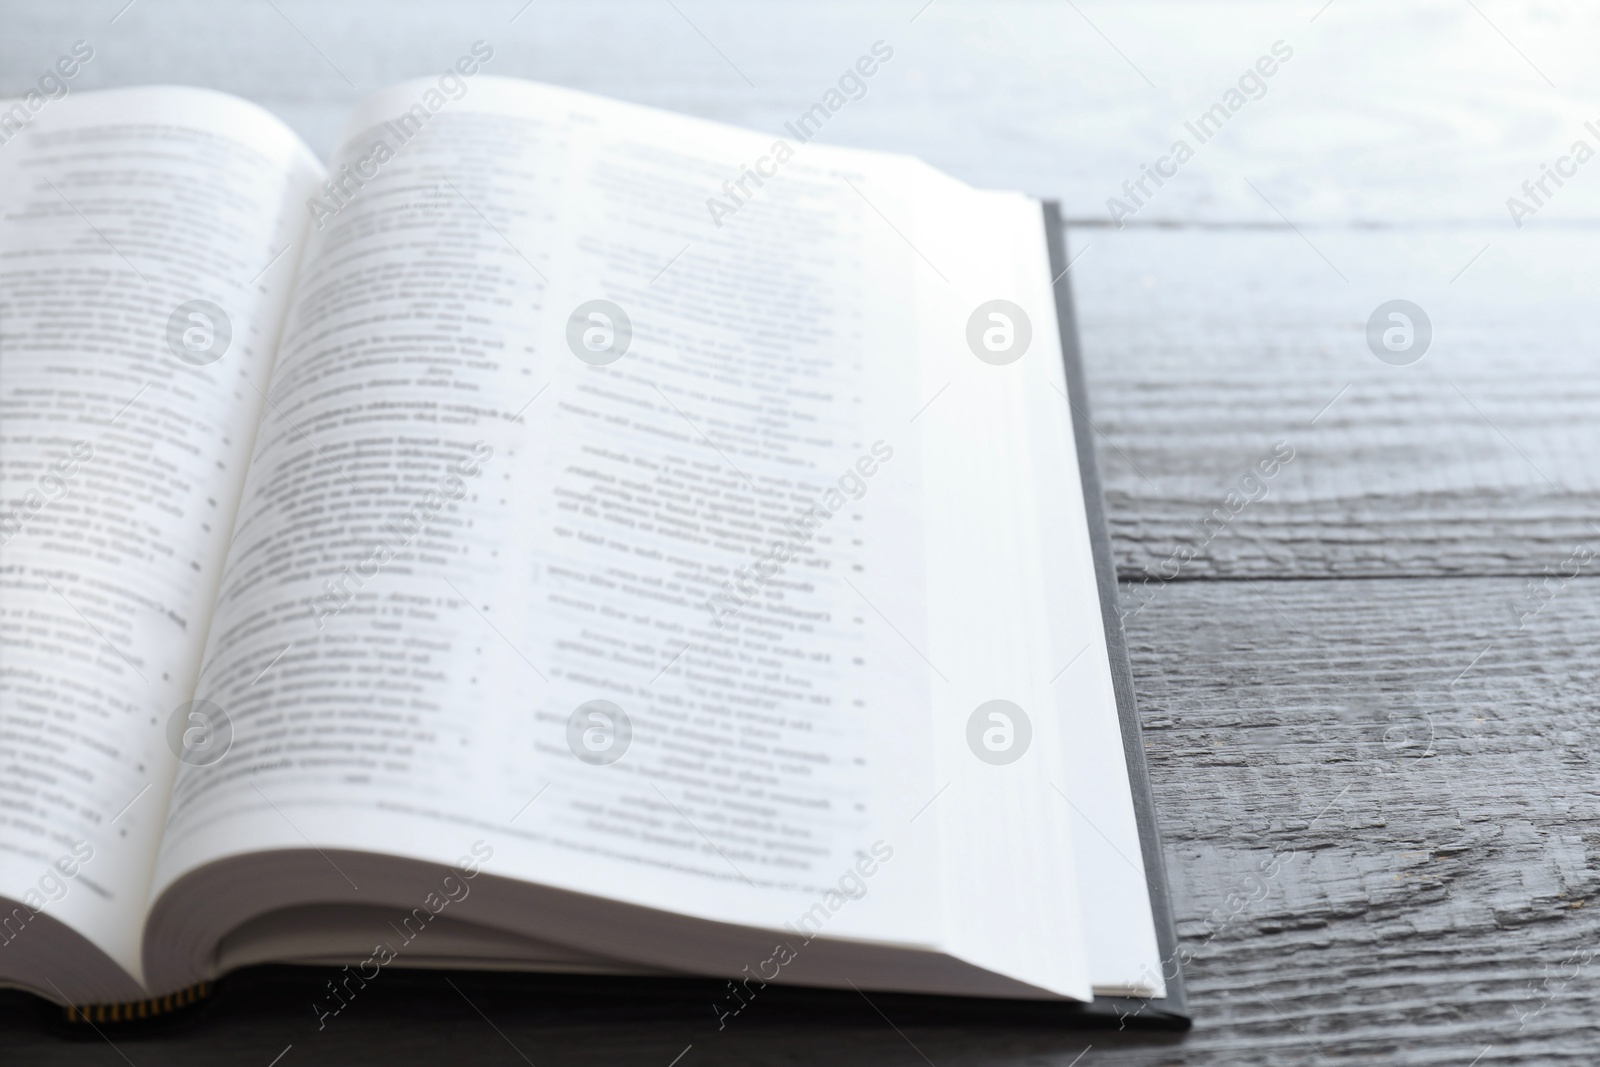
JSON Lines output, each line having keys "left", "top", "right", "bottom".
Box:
{"left": 1042, "top": 200, "right": 1190, "bottom": 1029}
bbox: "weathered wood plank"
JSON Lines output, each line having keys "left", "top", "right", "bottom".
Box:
{"left": 1072, "top": 225, "right": 1600, "bottom": 582}
{"left": 1117, "top": 575, "right": 1600, "bottom": 1065}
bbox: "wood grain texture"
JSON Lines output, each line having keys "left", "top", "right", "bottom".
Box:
{"left": 4, "top": 2, "right": 1598, "bottom": 1064}
{"left": 1121, "top": 576, "right": 1600, "bottom": 1065}
{"left": 1071, "top": 226, "right": 1600, "bottom": 580}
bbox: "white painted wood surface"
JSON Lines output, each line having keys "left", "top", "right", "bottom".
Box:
{"left": 4, "top": 3, "right": 1598, "bottom": 1063}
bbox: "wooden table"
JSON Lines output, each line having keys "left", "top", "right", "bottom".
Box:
{"left": 7, "top": 2, "right": 1599, "bottom": 1062}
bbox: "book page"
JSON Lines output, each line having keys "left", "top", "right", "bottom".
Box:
{"left": 0, "top": 87, "right": 321, "bottom": 995}
{"left": 154, "top": 75, "right": 944, "bottom": 944}
{"left": 152, "top": 77, "right": 1096, "bottom": 999}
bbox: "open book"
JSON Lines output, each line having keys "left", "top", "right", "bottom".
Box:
{"left": 0, "top": 59, "right": 1183, "bottom": 1025}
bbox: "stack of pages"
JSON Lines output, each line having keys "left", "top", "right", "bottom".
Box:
{"left": 0, "top": 72, "right": 1183, "bottom": 1024}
